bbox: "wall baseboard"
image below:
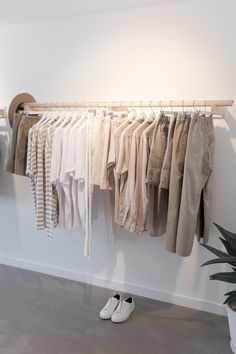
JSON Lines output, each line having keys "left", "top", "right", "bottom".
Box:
{"left": 0, "top": 255, "right": 226, "bottom": 316}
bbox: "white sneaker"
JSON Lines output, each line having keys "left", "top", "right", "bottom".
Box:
{"left": 111, "top": 297, "right": 135, "bottom": 323}
{"left": 99, "top": 294, "right": 121, "bottom": 320}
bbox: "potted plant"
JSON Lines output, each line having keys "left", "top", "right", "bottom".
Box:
{"left": 201, "top": 223, "right": 236, "bottom": 353}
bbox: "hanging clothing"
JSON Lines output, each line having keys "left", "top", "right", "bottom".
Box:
{"left": 146, "top": 115, "right": 170, "bottom": 236}
{"left": 124, "top": 115, "right": 154, "bottom": 232}
{"left": 15, "top": 115, "right": 40, "bottom": 176}
{"left": 5, "top": 113, "right": 22, "bottom": 174}
{"left": 5, "top": 113, "right": 40, "bottom": 176}
{"left": 174, "top": 113, "right": 215, "bottom": 256}
{"left": 165, "top": 114, "right": 191, "bottom": 252}
{"left": 3, "top": 108, "right": 215, "bottom": 259}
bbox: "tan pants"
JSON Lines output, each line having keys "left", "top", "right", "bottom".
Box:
{"left": 15, "top": 115, "right": 40, "bottom": 176}
{"left": 175, "top": 113, "right": 215, "bottom": 256}
{"left": 5, "top": 113, "right": 22, "bottom": 173}
{"left": 146, "top": 115, "right": 169, "bottom": 236}
{"left": 166, "top": 114, "right": 190, "bottom": 252}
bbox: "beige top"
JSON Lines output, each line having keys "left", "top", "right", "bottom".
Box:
{"left": 135, "top": 117, "right": 160, "bottom": 232}
{"left": 122, "top": 116, "right": 154, "bottom": 231}
{"left": 116, "top": 118, "right": 144, "bottom": 226}
{"left": 113, "top": 118, "right": 132, "bottom": 224}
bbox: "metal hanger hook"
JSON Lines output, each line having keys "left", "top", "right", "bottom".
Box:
{"left": 149, "top": 101, "right": 154, "bottom": 114}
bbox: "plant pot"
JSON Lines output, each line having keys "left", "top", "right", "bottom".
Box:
{"left": 227, "top": 305, "right": 236, "bottom": 353}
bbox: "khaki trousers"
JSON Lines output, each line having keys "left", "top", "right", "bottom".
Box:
{"left": 166, "top": 114, "right": 190, "bottom": 252}
{"left": 146, "top": 115, "right": 169, "bottom": 236}
{"left": 176, "top": 113, "right": 215, "bottom": 256}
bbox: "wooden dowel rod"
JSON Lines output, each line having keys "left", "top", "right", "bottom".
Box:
{"left": 24, "top": 100, "right": 233, "bottom": 110}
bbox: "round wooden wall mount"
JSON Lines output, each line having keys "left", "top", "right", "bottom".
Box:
{"left": 8, "top": 93, "right": 36, "bottom": 128}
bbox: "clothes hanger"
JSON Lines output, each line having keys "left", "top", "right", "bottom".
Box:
{"left": 31, "top": 111, "right": 48, "bottom": 126}
{"left": 161, "top": 100, "right": 177, "bottom": 117}
{"left": 128, "top": 108, "right": 137, "bottom": 123}
{"left": 32, "top": 110, "right": 53, "bottom": 126}
{"left": 159, "top": 100, "right": 165, "bottom": 117}
{"left": 147, "top": 101, "right": 156, "bottom": 122}
{"left": 68, "top": 110, "right": 81, "bottom": 126}
{"left": 39, "top": 110, "right": 60, "bottom": 126}
{"left": 137, "top": 101, "right": 146, "bottom": 122}
{"left": 199, "top": 100, "right": 212, "bottom": 117}
{"left": 60, "top": 111, "right": 74, "bottom": 128}
{"left": 51, "top": 110, "right": 69, "bottom": 127}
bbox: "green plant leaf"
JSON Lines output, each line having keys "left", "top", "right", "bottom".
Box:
{"left": 214, "top": 223, "right": 236, "bottom": 254}
{"left": 224, "top": 291, "right": 236, "bottom": 305}
{"left": 219, "top": 238, "right": 235, "bottom": 255}
{"left": 201, "top": 257, "right": 236, "bottom": 267}
{"left": 201, "top": 244, "right": 229, "bottom": 258}
{"left": 225, "top": 290, "right": 236, "bottom": 296}
{"left": 210, "top": 271, "right": 236, "bottom": 284}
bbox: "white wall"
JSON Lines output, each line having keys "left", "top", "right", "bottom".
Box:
{"left": 0, "top": 0, "right": 236, "bottom": 316}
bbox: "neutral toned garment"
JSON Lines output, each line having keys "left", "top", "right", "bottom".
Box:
{"left": 134, "top": 117, "right": 159, "bottom": 233}
{"left": 92, "top": 116, "right": 113, "bottom": 190}
{"left": 65, "top": 113, "right": 87, "bottom": 229}
{"left": 51, "top": 128, "right": 65, "bottom": 228}
{"left": 123, "top": 117, "right": 154, "bottom": 231}
{"left": 35, "top": 124, "right": 50, "bottom": 230}
{"left": 107, "top": 116, "right": 126, "bottom": 170}
{"left": 149, "top": 115, "right": 176, "bottom": 237}
{"left": 146, "top": 115, "right": 170, "bottom": 186}
{"left": 175, "top": 113, "right": 215, "bottom": 256}
{"left": 116, "top": 118, "right": 143, "bottom": 226}
{"left": 146, "top": 115, "right": 170, "bottom": 236}
{"left": 15, "top": 115, "right": 41, "bottom": 176}
{"left": 26, "top": 121, "right": 44, "bottom": 216}
{"left": 45, "top": 126, "right": 59, "bottom": 235}
{"left": 59, "top": 125, "right": 77, "bottom": 231}
{"left": 160, "top": 115, "right": 177, "bottom": 189}
{"left": 166, "top": 114, "right": 191, "bottom": 253}
{"left": 5, "top": 113, "right": 22, "bottom": 174}
{"left": 113, "top": 118, "right": 132, "bottom": 224}
{"left": 91, "top": 115, "right": 105, "bottom": 187}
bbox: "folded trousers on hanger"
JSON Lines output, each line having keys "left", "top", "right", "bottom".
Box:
{"left": 146, "top": 115, "right": 169, "bottom": 236}
{"left": 166, "top": 114, "right": 190, "bottom": 252}
{"left": 15, "top": 114, "right": 41, "bottom": 176}
{"left": 175, "top": 113, "right": 215, "bottom": 256}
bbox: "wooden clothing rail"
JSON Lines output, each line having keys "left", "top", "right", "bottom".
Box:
{"left": 6, "top": 93, "right": 235, "bottom": 127}
{"left": 23, "top": 100, "right": 233, "bottom": 111}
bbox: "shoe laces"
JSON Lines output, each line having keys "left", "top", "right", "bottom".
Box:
{"left": 106, "top": 297, "right": 116, "bottom": 310}
{"left": 116, "top": 300, "right": 124, "bottom": 313}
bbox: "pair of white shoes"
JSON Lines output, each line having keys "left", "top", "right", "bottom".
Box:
{"left": 100, "top": 294, "right": 135, "bottom": 323}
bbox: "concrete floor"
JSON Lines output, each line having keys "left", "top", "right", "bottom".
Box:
{"left": 0, "top": 264, "right": 231, "bottom": 354}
